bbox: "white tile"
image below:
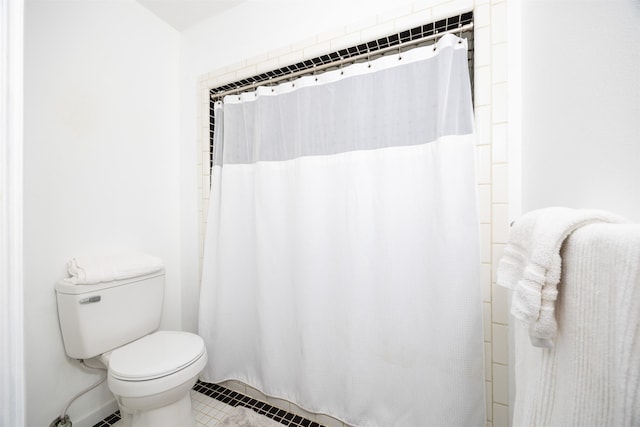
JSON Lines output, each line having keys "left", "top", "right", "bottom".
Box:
{"left": 290, "top": 402, "right": 318, "bottom": 421}
{"left": 206, "top": 69, "right": 223, "bottom": 83}
{"left": 245, "top": 385, "right": 267, "bottom": 402}
{"left": 492, "top": 123, "right": 508, "bottom": 163}
{"left": 227, "top": 59, "right": 247, "bottom": 75}
{"left": 267, "top": 44, "right": 293, "bottom": 60}
{"left": 303, "top": 41, "right": 332, "bottom": 60}
{"left": 346, "top": 15, "right": 377, "bottom": 34}
{"left": 361, "top": 20, "right": 396, "bottom": 43}
{"left": 485, "top": 381, "right": 493, "bottom": 421}
{"left": 189, "top": 391, "right": 235, "bottom": 427}
{"left": 292, "top": 35, "right": 318, "bottom": 52}
{"left": 484, "top": 342, "right": 492, "bottom": 381}
{"left": 278, "top": 49, "right": 305, "bottom": 68}
{"left": 492, "top": 323, "right": 508, "bottom": 365}
{"left": 493, "top": 403, "right": 509, "bottom": 427}
{"left": 432, "top": 0, "right": 473, "bottom": 21}
{"left": 474, "top": 66, "right": 491, "bottom": 106}
{"left": 483, "top": 302, "right": 492, "bottom": 341}
{"left": 380, "top": 3, "right": 413, "bottom": 23}
{"left": 473, "top": 26, "right": 491, "bottom": 68}
{"left": 474, "top": 3, "right": 491, "bottom": 28}
{"left": 492, "top": 82, "right": 508, "bottom": 123}
{"left": 223, "top": 380, "right": 246, "bottom": 394}
{"left": 244, "top": 52, "right": 269, "bottom": 68}
{"left": 255, "top": 58, "right": 280, "bottom": 75}
{"left": 492, "top": 163, "right": 508, "bottom": 203}
{"left": 492, "top": 282, "right": 509, "bottom": 325}
{"left": 478, "top": 184, "right": 491, "bottom": 224}
{"left": 316, "top": 413, "right": 345, "bottom": 427}
{"left": 474, "top": 105, "right": 492, "bottom": 146}
{"left": 317, "top": 25, "right": 347, "bottom": 43}
{"left": 481, "top": 262, "right": 491, "bottom": 303}
{"left": 393, "top": 8, "right": 433, "bottom": 33}
{"left": 412, "top": 0, "right": 435, "bottom": 12}
{"left": 492, "top": 42, "right": 508, "bottom": 83}
{"left": 491, "top": 1, "right": 508, "bottom": 44}
{"left": 491, "top": 204, "right": 509, "bottom": 243}
{"left": 202, "top": 151, "right": 210, "bottom": 168}
{"left": 330, "top": 31, "right": 363, "bottom": 52}
{"left": 493, "top": 363, "right": 508, "bottom": 405}
{"left": 480, "top": 223, "right": 491, "bottom": 263}
{"left": 215, "top": 71, "right": 237, "bottom": 87}
{"left": 491, "top": 244, "right": 506, "bottom": 285}
{"left": 266, "top": 396, "right": 291, "bottom": 412}
{"left": 476, "top": 144, "right": 491, "bottom": 185}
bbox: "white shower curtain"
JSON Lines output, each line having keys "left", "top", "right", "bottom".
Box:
{"left": 199, "top": 34, "right": 485, "bottom": 427}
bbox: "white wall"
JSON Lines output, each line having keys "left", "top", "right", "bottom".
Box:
{"left": 520, "top": 0, "right": 640, "bottom": 221}
{"left": 1, "top": 0, "right": 25, "bottom": 425}
{"left": 23, "top": 1, "right": 180, "bottom": 425}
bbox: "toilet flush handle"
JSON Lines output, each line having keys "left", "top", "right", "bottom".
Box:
{"left": 79, "top": 295, "right": 101, "bottom": 304}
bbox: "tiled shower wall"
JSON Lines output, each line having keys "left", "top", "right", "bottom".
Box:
{"left": 196, "top": 1, "right": 510, "bottom": 426}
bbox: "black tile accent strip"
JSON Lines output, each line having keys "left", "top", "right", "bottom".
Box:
{"left": 193, "top": 380, "right": 325, "bottom": 427}
{"left": 91, "top": 411, "right": 120, "bottom": 427}
{"left": 209, "top": 11, "right": 473, "bottom": 102}
{"left": 92, "top": 381, "right": 324, "bottom": 427}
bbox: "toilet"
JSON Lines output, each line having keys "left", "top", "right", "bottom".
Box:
{"left": 55, "top": 270, "right": 207, "bottom": 427}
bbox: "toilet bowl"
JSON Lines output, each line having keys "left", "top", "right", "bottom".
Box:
{"left": 55, "top": 270, "right": 208, "bottom": 427}
{"left": 101, "top": 331, "right": 207, "bottom": 427}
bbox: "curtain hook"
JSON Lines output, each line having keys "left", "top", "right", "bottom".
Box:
{"left": 340, "top": 57, "right": 345, "bottom": 75}
{"left": 458, "top": 24, "right": 464, "bottom": 44}
{"left": 367, "top": 49, "right": 371, "bottom": 68}
{"left": 398, "top": 45, "right": 402, "bottom": 61}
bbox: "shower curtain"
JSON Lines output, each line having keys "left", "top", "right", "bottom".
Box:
{"left": 199, "top": 34, "right": 485, "bottom": 427}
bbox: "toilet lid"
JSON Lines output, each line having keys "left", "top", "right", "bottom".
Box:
{"left": 109, "top": 331, "right": 205, "bottom": 381}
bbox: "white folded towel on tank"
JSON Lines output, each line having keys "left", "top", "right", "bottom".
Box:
{"left": 496, "top": 207, "right": 627, "bottom": 347}
{"left": 66, "top": 252, "right": 164, "bottom": 285}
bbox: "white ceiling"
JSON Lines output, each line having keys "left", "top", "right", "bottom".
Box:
{"left": 136, "top": 0, "right": 246, "bottom": 31}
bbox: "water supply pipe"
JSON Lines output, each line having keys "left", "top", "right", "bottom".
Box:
{"left": 49, "top": 360, "right": 108, "bottom": 427}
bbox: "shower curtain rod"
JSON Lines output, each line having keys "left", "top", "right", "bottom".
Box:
{"left": 211, "top": 22, "right": 474, "bottom": 101}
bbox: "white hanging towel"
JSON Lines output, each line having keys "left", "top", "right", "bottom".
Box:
{"left": 511, "top": 223, "right": 640, "bottom": 427}
{"left": 496, "top": 207, "right": 627, "bottom": 347}
{"left": 65, "top": 252, "right": 164, "bottom": 284}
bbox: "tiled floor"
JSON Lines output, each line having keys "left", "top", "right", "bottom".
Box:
{"left": 92, "top": 381, "right": 323, "bottom": 427}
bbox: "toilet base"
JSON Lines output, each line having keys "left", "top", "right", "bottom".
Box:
{"left": 116, "top": 385, "right": 196, "bottom": 427}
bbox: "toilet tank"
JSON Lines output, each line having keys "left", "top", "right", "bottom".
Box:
{"left": 55, "top": 271, "right": 165, "bottom": 359}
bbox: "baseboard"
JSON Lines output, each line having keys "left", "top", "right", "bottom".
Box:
{"left": 72, "top": 399, "right": 118, "bottom": 427}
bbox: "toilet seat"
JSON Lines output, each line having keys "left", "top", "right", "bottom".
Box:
{"left": 109, "top": 331, "right": 205, "bottom": 381}
{"left": 105, "top": 330, "right": 208, "bottom": 399}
